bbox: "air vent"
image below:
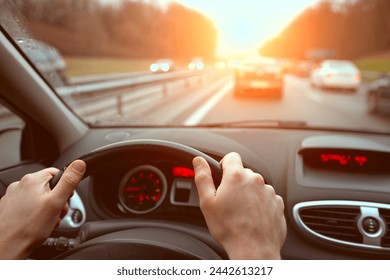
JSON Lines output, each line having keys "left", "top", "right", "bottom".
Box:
{"left": 294, "top": 201, "right": 390, "bottom": 253}
{"left": 299, "top": 206, "right": 362, "bottom": 243}
{"left": 379, "top": 209, "right": 390, "bottom": 247}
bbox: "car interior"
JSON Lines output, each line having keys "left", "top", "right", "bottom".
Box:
{"left": 1, "top": 1, "right": 390, "bottom": 260}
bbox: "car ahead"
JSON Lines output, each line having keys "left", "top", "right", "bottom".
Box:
{"left": 2, "top": 0, "right": 390, "bottom": 263}
{"left": 367, "top": 73, "right": 390, "bottom": 114}
{"left": 310, "top": 59, "right": 361, "bottom": 91}
{"left": 149, "top": 59, "right": 175, "bottom": 73}
{"left": 188, "top": 57, "right": 204, "bottom": 71}
{"left": 234, "top": 57, "right": 284, "bottom": 98}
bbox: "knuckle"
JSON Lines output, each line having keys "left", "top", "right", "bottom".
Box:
{"left": 276, "top": 195, "right": 285, "bottom": 209}
{"left": 21, "top": 173, "right": 34, "bottom": 184}
{"left": 252, "top": 173, "right": 265, "bottom": 185}
{"left": 230, "top": 169, "right": 244, "bottom": 181}
{"left": 265, "top": 184, "right": 276, "bottom": 196}
{"left": 6, "top": 182, "right": 19, "bottom": 193}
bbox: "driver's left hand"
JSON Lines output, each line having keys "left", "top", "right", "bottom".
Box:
{"left": 0, "top": 160, "right": 85, "bottom": 259}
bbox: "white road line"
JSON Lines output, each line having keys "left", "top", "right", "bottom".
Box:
{"left": 305, "top": 91, "right": 323, "bottom": 103}
{"left": 184, "top": 81, "right": 233, "bottom": 125}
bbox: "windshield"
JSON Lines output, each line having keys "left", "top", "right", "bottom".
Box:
{"left": 1, "top": 0, "right": 390, "bottom": 133}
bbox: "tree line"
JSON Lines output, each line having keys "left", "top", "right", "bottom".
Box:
{"left": 18, "top": 0, "right": 217, "bottom": 61}
{"left": 260, "top": 0, "right": 390, "bottom": 60}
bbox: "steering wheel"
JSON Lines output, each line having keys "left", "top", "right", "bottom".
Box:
{"left": 52, "top": 139, "right": 226, "bottom": 260}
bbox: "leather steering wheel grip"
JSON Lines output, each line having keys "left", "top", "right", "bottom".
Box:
{"left": 50, "top": 139, "right": 222, "bottom": 190}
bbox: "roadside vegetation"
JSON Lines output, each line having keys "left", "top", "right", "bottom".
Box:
{"left": 354, "top": 59, "right": 390, "bottom": 73}
{"left": 19, "top": 0, "right": 217, "bottom": 62}
{"left": 64, "top": 57, "right": 154, "bottom": 77}
{"left": 261, "top": 0, "right": 390, "bottom": 62}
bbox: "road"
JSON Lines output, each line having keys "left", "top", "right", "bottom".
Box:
{"left": 187, "top": 74, "right": 390, "bottom": 133}
{"left": 1, "top": 71, "right": 390, "bottom": 134}
{"left": 78, "top": 71, "right": 389, "bottom": 134}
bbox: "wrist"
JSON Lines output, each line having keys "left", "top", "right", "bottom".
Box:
{"left": 222, "top": 240, "right": 281, "bottom": 260}
{"left": 0, "top": 230, "right": 34, "bottom": 259}
{"left": 227, "top": 249, "right": 281, "bottom": 260}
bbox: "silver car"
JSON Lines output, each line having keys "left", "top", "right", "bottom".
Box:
{"left": 310, "top": 60, "right": 361, "bottom": 91}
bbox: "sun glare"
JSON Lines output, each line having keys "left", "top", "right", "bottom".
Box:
{"left": 173, "top": 0, "right": 319, "bottom": 57}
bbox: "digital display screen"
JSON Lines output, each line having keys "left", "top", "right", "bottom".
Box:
{"left": 172, "top": 166, "right": 195, "bottom": 178}
{"left": 301, "top": 148, "right": 390, "bottom": 174}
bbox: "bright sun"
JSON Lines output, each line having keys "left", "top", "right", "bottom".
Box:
{"left": 171, "top": 0, "right": 319, "bottom": 57}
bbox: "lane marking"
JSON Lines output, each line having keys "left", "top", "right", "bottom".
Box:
{"left": 184, "top": 81, "right": 233, "bottom": 125}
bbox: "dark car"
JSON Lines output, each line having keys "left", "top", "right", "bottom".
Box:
{"left": 367, "top": 73, "right": 390, "bottom": 114}
{"left": 234, "top": 57, "right": 284, "bottom": 98}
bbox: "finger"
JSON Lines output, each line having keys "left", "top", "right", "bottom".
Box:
{"left": 45, "top": 167, "right": 61, "bottom": 177}
{"left": 55, "top": 217, "right": 61, "bottom": 228}
{"left": 60, "top": 203, "right": 69, "bottom": 219}
{"left": 6, "top": 181, "right": 20, "bottom": 193}
{"left": 220, "top": 152, "right": 244, "bottom": 175}
{"left": 193, "top": 156, "right": 216, "bottom": 201}
{"left": 20, "top": 167, "right": 60, "bottom": 187}
{"left": 51, "top": 160, "right": 86, "bottom": 202}
{"left": 220, "top": 152, "right": 245, "bottom": 185}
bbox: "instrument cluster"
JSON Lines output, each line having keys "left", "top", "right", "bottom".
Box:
{"left": 93, "top": 161, "right": 201, "bottom": 217}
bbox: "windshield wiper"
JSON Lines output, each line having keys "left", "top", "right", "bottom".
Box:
{"left": 199, "top": 119, "right": 307, "bottom": 128}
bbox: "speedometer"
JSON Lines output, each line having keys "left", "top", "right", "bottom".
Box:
{"left": 118, "top": 165, "right": 167, "bottom": 214}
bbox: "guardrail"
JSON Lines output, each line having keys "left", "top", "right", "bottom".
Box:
{"left": 0, "top": 69, "right": 228, "bottom": 121}
{"left": 61, "top": 68, "right": 230, "bottom": 117}
{"left": 57, "top": 69, "right": 216, "bottom": 97}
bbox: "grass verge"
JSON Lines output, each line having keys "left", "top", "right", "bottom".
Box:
{"left": 64, "top": 56, "right": 155, "bottom": 77}
{"left": 354, "top": 59, "right": 390, "bottom": 73}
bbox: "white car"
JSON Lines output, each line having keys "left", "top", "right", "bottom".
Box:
{"left": 310, "top": 60, "right": 361, "bottom": 91}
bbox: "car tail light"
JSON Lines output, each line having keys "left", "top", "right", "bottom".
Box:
{"left": 354, "top": 73, "right": 361, "bottom": 82}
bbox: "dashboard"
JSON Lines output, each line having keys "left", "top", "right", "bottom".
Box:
{"left": 41, "top": 126, "right": 390, "bottom": 260}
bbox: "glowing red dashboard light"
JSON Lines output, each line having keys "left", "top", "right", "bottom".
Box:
{"left": 354, "top": 155, "right": 367, "bottom": 166}
{"left": 320, "top": 153, "right": 351, "bottom": 165}
{"left": 173, "top": 166, "right": 195, "bottom": 178}
{"left": 320, "top": 153, "right": 368, "bottom": 167}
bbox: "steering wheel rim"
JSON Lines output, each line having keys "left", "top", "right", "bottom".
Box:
{"left": 51, "top": 139, "right": 222, "bottom": 189}
{"left": 54, "top": 139, "right": 224, "bottom": 260}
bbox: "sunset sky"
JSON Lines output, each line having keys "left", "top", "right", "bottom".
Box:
{"left": 170, "top": 0, "right": 320, "bottom": 56}
{"left": 103, "top": 0, "right": 324, "bottom": 57}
